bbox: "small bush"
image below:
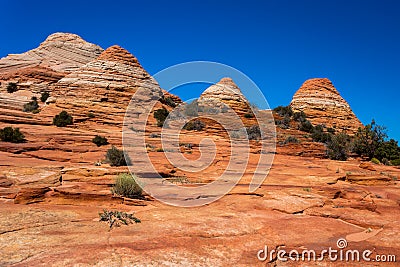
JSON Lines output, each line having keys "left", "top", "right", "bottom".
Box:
{"left": 375, "top": 139, "right": 400, "bottom": 161}
{"left": 154, "top": 107, "right": 169, "bottom": 127}
{"left": 246, "top": 125, "right": 261, "bottom": 140}
{"left": 161, "top": 96, "right": 176, "bottom": 108}
{"left": 327, "top": 127, "right": 335, "bottom": 134}
{"left": 0, "top": 127, "right": 25, "bottom": 143}
{"left": 311, "top": 125, "right": 332, "bottom": 143}
{"left": 381, "top": 158, "right": 391, "bottom": 166}
{"left": 53, "top": 111, "right": 73, "bottom": 127}
{"left": 40, "top": 92, "right": 50, "bottom": 103}
{"left": 284, "top": 136, "right": 299, "bottom": 144}
{"left": 106, "top": 146, "right": 131, "bottom": 166}
{"left": 112, "top": 173, "right": 142, "bottom": 198}
{"left": 273, "top": 105, "right": 293, "bottom": 117}
{"left": 6, "top": 82, "right": 18, "bottom": 93}
{"left": 352, "top": 120, "right": 387, "bottom": 160}
{"left": 275, "top": 115, "right": 291, "bottom": 129}
{"left": 99, "top": 209, "right": 141, "bottom": 229}
{"left": 92, "top": 135, "right": 109, "bottom": 147}
{"left": 87, "top": 112, "right": 95, "bottom": 118}
{"left": 293, "top": 111, "right": 307, "bottom": 122}
{"left": 23, "top": 97, "right": 39, "bottom": 113}
{"left": 299, "top": 120, "right": 314, "bottom": 133}
{"left": 327, "top": 133, "right": 350, "bottom": 161}
{"left": 183, "top": 119, "right": 205, "bottom": 131}
{"left": 371, "top": 158, "right": 380, "bottom": 165}
{"left": 391, "top": 159, "right": 400, "bottom": 166}
{"left": 244, "top": 113, "right": 254, "bottom": 118}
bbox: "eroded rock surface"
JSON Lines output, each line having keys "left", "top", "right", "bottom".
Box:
{"left": 199, "top": 77, "right": 252, "bottom": 115}
{"left": 0, "top": 34, "right": 399, "bottom": 267}
{"left": 290, "top": 78, "right": 363, "bottom": 134}
{"left": 0, "top": 32, "right": 103, "bottom": 80}
{"left": 53, "top": 45, "right": 163, "bottom": 125}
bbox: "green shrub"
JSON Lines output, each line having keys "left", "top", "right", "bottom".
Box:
{"left": 371, "top": 158, "right": 380, "bottom": 164}
{"left": 183, "top": 119, "right": 205, "bottom": 131}
{"left": 275, "top": 115, "right": 291, "bottom": 129}
{"left": 391, "top": 159, "right": 400, "bottom": 166}
{"left": 111, "top": 173, "right": 142, "bottom": 198}
{"left": 381, "top": 158, "right": 390, "bottom": 166}
{"left": 106, "top": 146, "right": 131, "bottom": 166}
{"left": 351, "top": 120, "right": 400, "bottom": 162}
{"left": 327, "top": 133, "right": 350, "bottom": 161}
{"left": 244, "top": 113, "right": 254, "bottom": 118}
{"left": 311, "top": 125, "right": 332, "bottom": 143}
{"left": 374, "top": 139, "right": 400, "bottom": 161}
{"left": 40, "top": 92, "right": 50, "bottom": 102}
{"left": 284, "top": 136, "right": 299, "bottom": 144}
{"left": 327, "top": 127, "right": 336, "bottom": 134}
{"left": 99, "top": 209, "right": 141, "bottom": 229}
{"left": 53, "top": 111, "right": 73, "bottom": 127}
{"left": 87, "top": 112, "right": 95, "bottom": 118}
{"left": 0, "top": 127, "right": 25, "bottom": 143}
{"left": 154, "top": 107, "right": 169, "bottom": 127}
{"left": 299, "top": 120, "right": 314, "bottom": 133}
{"left": 92, "top": 135, "right": 109, "bottom": 147}
{"left": 6, "top": 82, "right": 17, "bottom": 93}
{"left": 23, "top": 97, "right": 39, "bottom": 113}
{"left": 246, "top": 125, "right": 261, "bottom": 140}
{"left": 161, "top": 96, "right": 176, "bottom": 108}
{"left": 273, "top": 105, "right": 293, "bottom": 117}
{"left": 293, "top": 111, "right": 307, "bottom": 122}
{"left": 352, "top": 120, "right": 387, "bottom": 160}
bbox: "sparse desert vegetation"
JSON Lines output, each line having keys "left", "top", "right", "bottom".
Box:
{"left": 92, "top": 135, "right": 109, "bottom": 147}
{"left": 53, "top": 111, "right": 73, "bottom": 127}
{"left": 6, "top": 82, "right": 18, "bottom": 93}
{"left": 154, "top": 107, "right": 169, "bottom": 127}
{"left": 99, "top": 209, "right": 141, "bottom": 229}
{"left": 0, "top": 27, "right": 399, "bottom": 267}
{"left": 106, "top": 146, "right": 131, "bottom": 166}
{"left": 0, "top": 126, "right": 25, "bottom": 143}
{"left": 111, "top": 173, "right": 142, "bottom": 198}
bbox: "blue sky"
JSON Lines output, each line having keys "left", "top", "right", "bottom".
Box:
{"left": 1, "top": 0, "right": 399, "bottom": 140}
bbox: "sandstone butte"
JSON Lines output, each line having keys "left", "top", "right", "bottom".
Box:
{"left": 198, "top": 77, "right": 251, "bottom": 114}
{"left": 53, "top": 44, "right": 163, "bottom": 126}
{"left": 0, "top": 32, "right": 103, "bottom": 87}
{"left": 290, "top": 78, "right": 363, "bottom": 135}
{"left": 0, "top": 33, "right": 399, "bottom": 266}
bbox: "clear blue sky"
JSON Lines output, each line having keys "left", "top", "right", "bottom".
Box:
{"left": 1, "top": 0, "right": 399, "bottom": 140}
